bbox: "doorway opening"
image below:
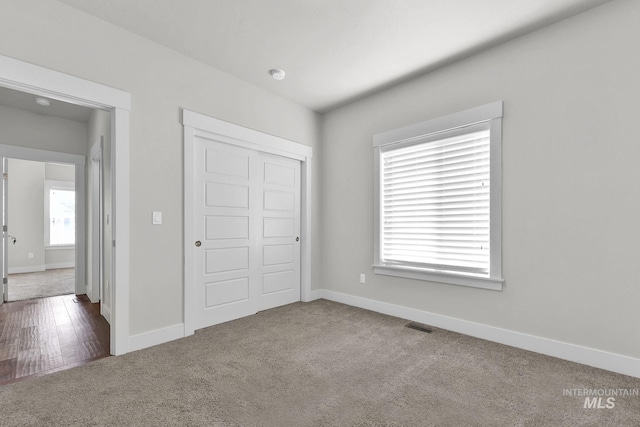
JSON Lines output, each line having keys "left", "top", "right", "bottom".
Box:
{"left": 5, "top": 158, "right": 77, "bottom": 302}
{"left": 0, "top": 143, "right": 111, "bottom": 384}
{"left": 0, "top": 53, "right": 131, "bottom": 356}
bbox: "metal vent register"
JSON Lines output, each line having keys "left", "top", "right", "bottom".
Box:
{"left": 405, "top": 321, "right": 433, "bottom": 333}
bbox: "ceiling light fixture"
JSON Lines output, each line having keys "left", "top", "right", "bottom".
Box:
{"left": 35, "top": 97, "right": 51, "bottom": 107}
{"left": 269, "top": 69, "right": 286, "bottom": 81}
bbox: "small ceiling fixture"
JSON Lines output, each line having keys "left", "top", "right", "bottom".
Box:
{"left": 269, "top": 69, "right": 286, "bottom": 81}
{"left": 35, "top": 97, "right": 51, "bottom": 107}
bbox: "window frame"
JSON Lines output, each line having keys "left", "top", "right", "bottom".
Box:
{"left": 44, "top": 179, "right": 76, "bottom": 249}
{"left": 373, "top": 101, "right": 504, "bottom": 291}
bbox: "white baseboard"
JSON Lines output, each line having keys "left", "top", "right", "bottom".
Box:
{"left": 86, "top": 284, "right": 99, "bottom": 303}
{"left": 313, "top": 289, "right": 640, "bottom": 379}
{"left": 8, "top": 263, "right": 75, "bottom": 274}
{"left": 101, "top": 304, "right": 111, "bottom": 325}
{"left": 307, "top": 289, "right": 325, "bottom": 302}
{"left": 45, "top": 262, "right": 75, "bottom": 270}
{"left": 128, "top": 323, "right": 185, "bottom": 353}
{"left": 8, "top": 265, "right": 46, "bottom": 274}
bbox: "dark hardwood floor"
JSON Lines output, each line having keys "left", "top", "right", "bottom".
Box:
{"left": 0, "top": 294, "right": 110, "bottom": 385}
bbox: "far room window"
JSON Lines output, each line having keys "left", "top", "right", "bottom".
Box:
{"left": 373, "top": 102, "right": 504, "bottom": 290}
{"left": 46, "top": 181, "right": 75, "bottom": 246}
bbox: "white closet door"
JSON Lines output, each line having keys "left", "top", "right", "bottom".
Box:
{"left": 195, "top": 139, "right": 257, "bottom": 328}
{"left": 257, "top": 152, "right": 301, "bottom": 310}
{"left": 193, "top": 138, "right": 300, "bottom": 330}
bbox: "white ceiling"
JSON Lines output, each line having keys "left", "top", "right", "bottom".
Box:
{"left": 57, "top": 0, "right": 612, "bottom": 112}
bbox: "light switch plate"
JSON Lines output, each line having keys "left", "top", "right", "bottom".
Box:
{"left": 152, "top": 211, "right": 162, "bottom": 225}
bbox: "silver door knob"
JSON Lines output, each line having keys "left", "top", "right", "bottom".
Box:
{"left": 195, "top": 241, "right": 201, "bottom": 247}
{"left": 296, "top": 237, "right": 299, "bottom": 242}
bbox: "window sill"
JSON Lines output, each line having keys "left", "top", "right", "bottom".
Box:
{"left": 372, "top": 265, "right": 503, "bottom": 291}
{"left": 46, "top": 245, "right": 75, "bottom": 251}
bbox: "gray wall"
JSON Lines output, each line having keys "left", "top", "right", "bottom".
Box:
{"left": 46, "top": 163, "right": 75, "bottom": 181}
{"left": 0, "top": 0, "right": 321, "bottom": 335}
{"left": 321, "top": 0, "right": 640, "bottom": 359}
{"left": 0, "top": 104, "right": 88, "bottom": 156}
{"left": 7, "top": 159, "right": 45, "bottom": 272}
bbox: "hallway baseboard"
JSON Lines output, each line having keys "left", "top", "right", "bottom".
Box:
{"left": 7, "top": 265, "right": 46, "bottom": 275}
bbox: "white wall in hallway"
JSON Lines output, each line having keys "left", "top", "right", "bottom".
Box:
{"left": 0, "top": 104, "right": 85, "bottom": 273}
{"left": 6, "top": 158, "right": 45, "bottom": 273}
{"left": 0, "top": 105, "right": 88, "bottom": 156}
{"left": 5, "top": 158, "right": 77, "bottom": 273}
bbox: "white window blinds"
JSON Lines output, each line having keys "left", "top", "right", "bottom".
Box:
{"left": 380, "top": 127, "right": 490, "bottom": 276}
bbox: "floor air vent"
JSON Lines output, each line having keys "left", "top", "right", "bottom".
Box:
{"left": 405, "top": 321, "right": 433, "bottom": 333}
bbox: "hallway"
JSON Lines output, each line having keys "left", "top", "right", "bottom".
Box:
{"left": 0, "top": 294, "right": 110, "bottom": 385}
{"left": 8, "top": 268, "right": 76, "bottom": 302}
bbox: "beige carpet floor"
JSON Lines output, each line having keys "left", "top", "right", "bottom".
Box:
{"left": 7, "top": 268, "right": 75, "bottom": 301}
{"left": 0, "top": 299, "right": 638, "bottom": 426}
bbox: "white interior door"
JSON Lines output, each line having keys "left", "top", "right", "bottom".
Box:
{"left": 193, "top": 138, "right": 301, "bottom": 330}
{"left": 258, "top": 152, "right": 301, "bottom": 310}
{"left": 1, "top": 156, "right": 7, "bottom": 304}
{"left": 195, "top": 140, "right": 258, "bottom": 328}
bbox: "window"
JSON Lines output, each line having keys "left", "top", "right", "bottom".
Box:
{"left": 45, "top": 180, "right": 75, "bottom": 247}
{"left": 373, "top": 102, "right": 503, "bottom": 290}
